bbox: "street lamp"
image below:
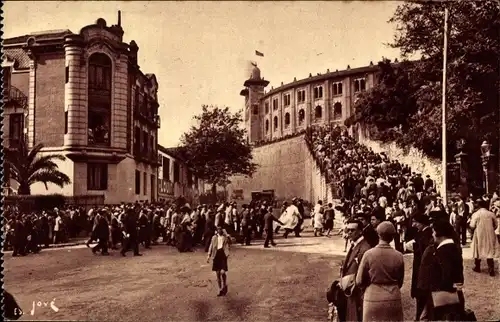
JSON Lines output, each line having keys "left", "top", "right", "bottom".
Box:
{"left": 481, "top": 140, "right": 491, "bottom": 194}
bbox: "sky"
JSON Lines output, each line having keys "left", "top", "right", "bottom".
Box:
{"left": 4, "top": 1, "right": 401, "bottom": 148}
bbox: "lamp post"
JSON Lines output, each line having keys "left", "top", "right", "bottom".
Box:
{"left": 441, "top": 7, "right": 450, "bottom": 205}
{"left": 481, "top": 140, "right": 491, "bottom": 194}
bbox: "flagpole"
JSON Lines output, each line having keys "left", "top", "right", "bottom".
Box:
{"left": 441, "top": 7, "right": 449, "bottom": 205}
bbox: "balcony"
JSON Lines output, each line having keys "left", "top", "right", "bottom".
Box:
{"left": 134, "top": 108, "right": 159, "bottom": 128}
{"left": 3, "top": 85, "right": 28, "bottom": 109}
{"left": 134, "top": 146, "right": 160, "bottom": 165}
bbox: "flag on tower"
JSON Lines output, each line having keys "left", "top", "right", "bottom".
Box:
{"left": 255, "top": 50, "right": 264, "bottom": 57}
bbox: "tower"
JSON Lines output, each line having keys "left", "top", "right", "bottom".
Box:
{"left": 240, "top": 64, "right": 269, "bottom": 143}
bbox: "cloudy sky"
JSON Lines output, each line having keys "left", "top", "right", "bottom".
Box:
{"left": 4, "top": 1, "right": 401, "bottom": 148}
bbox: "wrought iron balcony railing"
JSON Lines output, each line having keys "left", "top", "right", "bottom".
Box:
{"left": 3, "top": 85, "right": 28, "bottom": 109}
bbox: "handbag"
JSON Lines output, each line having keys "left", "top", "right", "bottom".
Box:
{"left": 431, "top": 291, "right": 460, "bottom": 308}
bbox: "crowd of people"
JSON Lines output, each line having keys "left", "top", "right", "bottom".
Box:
{"left": 4, "top": 198, "right": 310, "bottom": 254}
{"left": 302, "top": 124, "right": 499, "bottom": 321}
{"left": 4, "top": 205, "right": 94, "bottom": 256}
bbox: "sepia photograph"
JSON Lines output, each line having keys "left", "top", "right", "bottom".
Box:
{"left": 2, "top": 1, "right": 499, "bottom": 321}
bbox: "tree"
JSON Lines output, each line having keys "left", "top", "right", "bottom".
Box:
{"left": 4, "top": 140, "right": 71, "bottom": 195}
{"left": 346, "top": 58, "right": 418, "bottom": 143}
{"left": 389, "top": 0, "right": 500, "bottom": 159}
{"left": 180, "top": 105, "right": 257, "bottom": 198}
{"left": 349, "top": 0, "right": 500, "bottom": 161}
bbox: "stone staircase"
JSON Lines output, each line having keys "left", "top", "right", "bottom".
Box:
{"left": 304, "top": 136, "right": 336, "bottom": 206}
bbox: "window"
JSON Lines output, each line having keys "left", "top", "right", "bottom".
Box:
{"left": 135, "top": 170, "right": 141, "bottom": 194}
{"left": 273, "top": 98, "right": 278, "bottom": 110}
{"left": 88, "top": 53, "right": 112, "bottom": 146}
{"left": 151, "top": 175, "right": 155, "bottom": 201}
{"left": 173, "top": 162, "right": 180, "bottom": 183}
{"left": 265, "top": 102, "right": 269, "bottom": 114}
{"left": 143, "top": 172, "right": 147, "bottom": 195}
{"left": 354, "top": 78, "right": 366, "bottom": 93}
{"left": 273, "top": 116, "right": 278, "bottom": 131}
{"left": 150, "top": 135, "right": 154, "bottom": 158}
{"left": 134, "top": 87, "right": 140, "bottom": 111}
{"left": 88, "top": 53, "right": 112, "bottom": 92}
{"left": 252, "top": 105, "right": 259, "bottom": 115}
{"left": 333, "top": 82, "right": 343, "bottom": 96}
{"left": 284, "top": 94, "right": 291, "bottom": 106}
{"left": 87, "top": 163, "right": 108, "bottom": 190}
{"left": 265, "top": 119, "right": 269, "bottom": 133}
{"left": 163, "top": 157, "right": 170, "bottom": 180}
{"left": 314, "top": 86, "right": 323, "bottom": 99}
{"left": 333, "top": 102, "right": 342, "bottom": 120}
{"left": 284, "top": 113, "right": 291, "bottom": 127}
{"left": 142, "top": 130, "right": 148, "bottom": 154}
{"left": 315, "top": 105, "right": 322, "bottom": 119}
{"left": 9, "top": 113, "right": 23, "bottom": 144}
{"left": 65, "top": 66, "right": 69, "bottom": 84}
{"left": 3, "top": 67, "right": 11, "bottom": 92}
{"left": 298, "top": 109, "right": 305, "bottom": 124}
{"left": 297, "top": 90, "right": 305, "bottom": 103}
{"left": 134, "top": 127, "right": 140, "bottom": 154}
{"left": 65, "top": 111, "right": 68, "bottom": 134}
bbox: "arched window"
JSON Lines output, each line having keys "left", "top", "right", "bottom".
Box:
{"left": 284, "top": 113, "right": 291, "bottom": 127}
{"left": 298, "top": 109, "right": 305, "bottom": 124}
{"left": 265, "top": 119, "right": 269, "bottom": 133}
{"left": 315, "top": 105, "right": 322, "bottom": 119}
{"left": 354, "top": 79, "right": 360, "bottom": 93}
{"left": 333, "top": 102, "right": 342, "bottom": 120}
{"left": 273, "top": 116, "right": 278, "bottom": 131}
{"left": 88, "top": 53, "right": 112, "bottom": 146}
{"left": 252, "top": 105, "right": 259, "bottom": 115}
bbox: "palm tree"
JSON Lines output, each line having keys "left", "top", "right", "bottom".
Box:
{"left": 4, "top": 140, "right": 71, "bottom": 195}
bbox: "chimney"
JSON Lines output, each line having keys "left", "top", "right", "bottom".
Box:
{"left": 118, "top": 10, "right": 122, "bottom": 26}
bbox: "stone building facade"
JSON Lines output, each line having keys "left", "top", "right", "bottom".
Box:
{"left": 157, "top": 145, "right": 205, "bottom": 204}
{"left": 240, "top": 64, "right": 378, "bottom": 143}
{"left": 2, "top": 14, "right": 161, "bottom": 204}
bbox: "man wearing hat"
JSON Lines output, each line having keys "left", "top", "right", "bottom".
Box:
{"left": 407, "top": 213, "right": 433, "bottom": 321}
{"left": 356, "top": 213, "right": 378, "bottom": 248}
{"left": 337, "top": 219, "right": 371, "bottom": 322}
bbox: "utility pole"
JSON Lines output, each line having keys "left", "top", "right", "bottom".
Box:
{"left": 441, "top": 7, "right": 449, "bottom": 205}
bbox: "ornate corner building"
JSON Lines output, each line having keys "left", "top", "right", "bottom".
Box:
{"left": 2, "top": 14, "right": 162, "bottom": 204}
{"left": 240, "top": 64, "right": 379, "bottom": 143}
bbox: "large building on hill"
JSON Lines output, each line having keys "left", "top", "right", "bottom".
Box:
{"left": 230, "top": 62, "right": 380, "bottom": 203}
{"left": 2, "top": 13, "right": 161, "bottom": 204}
{"left": 240, "top": 63, "right": 378, "bottom": 143}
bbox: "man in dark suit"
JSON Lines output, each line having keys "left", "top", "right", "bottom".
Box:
{"left": 121, "top": 208, "right": 142, "bottom": 257}
{"left": 263, "top": 206, "right": 284, "bottom": 248}
{"left": 338, "top": 219, "right": 372, "bottom": 322}
{"left": 408, "top": 213, "right": 433, "bottom": 321}
{"left": 356, "top": 213, "right": 378, "bottom": 248}
{"left": 240, "top": 204, "right": 253, "bottom": 245}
